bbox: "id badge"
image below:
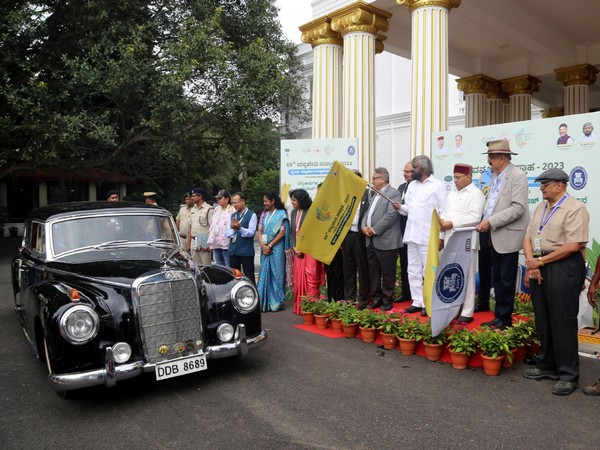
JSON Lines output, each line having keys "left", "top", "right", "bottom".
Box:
{"left": 232, "top": 232, "right": 237, "bottom": 243}
{"left": 533, "top": 237, "right": 542, "bottom": 257}
{"left": 261, "top": 235, "right": 268, "bottom": 244}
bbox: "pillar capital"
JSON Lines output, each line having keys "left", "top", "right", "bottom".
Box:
{"left": 486, "top": 80, "right": 505, "bottom": 99}
{"left": 542, "top": 107, "right": 564, "bottom": 118}
{"left": 330, "top": 1, "right": 391, "bottom": 38}
{"left": 456, "top": 74, "right": 497, "bottom": 95}
{"left": 397, "top": 0, "right": 462, "bottom": 13}
{"left": 501, "top": 75, "right": 541, "bottom": 96}
{"left": 554, "top": 64, "right": 599, "bottom": 87}
{"left": 300, "top": 17, "right": 343, "bottom": 48}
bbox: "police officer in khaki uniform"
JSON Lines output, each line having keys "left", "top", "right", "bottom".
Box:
{"left": 522, "top": 168, "right": 589, "bottom": 396}
{"left": 186, "top": 188, "right": 213, "bottom": 266}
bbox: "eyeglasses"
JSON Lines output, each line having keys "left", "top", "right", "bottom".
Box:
{"left": 540, "top": 181, "right": 557, "bottom": 188}
{"left": 372, "top": 176, "right": 383, "bottom": 181}
{"left": 453, "top": 175, "right": 466, "bottom": 181}
{"left": 403, "top": 170, "right": 412, "bottom": 173}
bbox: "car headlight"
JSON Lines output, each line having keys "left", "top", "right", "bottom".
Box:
{"left": 217, "top": 323, "right": 235, "bottom": 342}
{"left": 231, "top": 281, "right": 259, "bottom": 313}
{"left": 112, "top": 342, "right": 132, "bottom": 363}
{"left": 59, "top": 305, "right": 99, "bottom": 345}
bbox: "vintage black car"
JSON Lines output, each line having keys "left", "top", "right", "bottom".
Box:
{"left": 11, "top": 202, "right": 266, "bottom": 395}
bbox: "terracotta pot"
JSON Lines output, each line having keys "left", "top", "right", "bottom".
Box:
{"left": 314, "top": 314, "right": 329, "bottom": 330}
{"left": 514, "top": 346, "right": 527, "bottom": 362}
{"left": 423, "top": 343, "right": 443, "bottom": 362}
{"left": 380, "top": 332, "right": 398, "bottom": 350}
{"left": 359, "top": 326, "right": 377, "bottom": 343}
{"left": 398, "top": 338, "right": 417, "bottom": 356}
{"left": 302, "top": 312, "right": 315, "bottom": 325}
{"left": 342, "top": 322, "right": 359, "bottom": 338}
{"left": 481, "top": 354, "right": 504, "bottom": 376}
{"left": 331, "top": 318, "right": 343, "bottom": 333}
{"left": 449, "top": 350, "right": 470, "bottom": 370}
{"left": 502, "top": 348, "right": 518, "bottom": 368}
{"left": 527, "top": 343, "right": 540, "bottom": 356}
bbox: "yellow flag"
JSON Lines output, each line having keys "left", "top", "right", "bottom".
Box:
{"left": 296, "top": 161, "right": 367, "bottom": 264}
{"left": 423, "top": 209, "right": 442, "bottom": 316}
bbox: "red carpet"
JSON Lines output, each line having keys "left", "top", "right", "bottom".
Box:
{"left": 294, "top": 300, "right": 529, "bottom": 369}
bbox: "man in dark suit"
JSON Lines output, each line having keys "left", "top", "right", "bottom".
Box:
{"left": 361, "top": 167, "right": 403, "bottom": 311}
{"left": 395, "top": 161, "right": 413, "bottom": 302}
{"left": 341, "top": 170, "right": 371, "bottom": 309}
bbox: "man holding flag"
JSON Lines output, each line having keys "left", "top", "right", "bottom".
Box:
{"left": 360, "top": 167, "right": 403, "bottom": 311}
{"left": 439, "top": 164, "right": 485, "bottom": 325}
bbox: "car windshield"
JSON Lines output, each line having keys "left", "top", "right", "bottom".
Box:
{"left": 51, "top": 214, "right": 178, "bottom": 255}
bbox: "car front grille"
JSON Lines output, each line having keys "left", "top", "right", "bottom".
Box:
{"left": 135, "top": 274, "right": 203, "bottom": 364}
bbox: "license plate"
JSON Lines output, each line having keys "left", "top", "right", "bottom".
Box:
{"left": 155, "top": 354, "right": 207, "bottom": 381}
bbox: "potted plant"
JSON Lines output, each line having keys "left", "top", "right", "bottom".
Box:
{"left": 395, "top": 315, "right": 424, "bottom": 355}
{"left": 339, "top": 303, "right": 360, "bottom": 338}
{"left": 358, "top": 309, "right": 380, "bottom": 343}
{"left": 446, "top": 325, "right": 477, "bottom": 369}
{"left": 510, "top": 318, "right": 537, "bottom": 362}
{"left": 377, "top": 312, "right": 400, "bottom": 349}
{"left": 326, "top": 300, "right": 348, "bottom": 333}
{"left": 312, "top": 298, "right": 330, "bottom": 330}
{"left": 299, "top": 294, "right": 317, "bottom": 325}
{"left": 475, "top": 327, "right": 511, "bottom": 375}
{"left": 422, "top": 320, "right": 447, "bottom": 362}
{"left": 502, "top": 326, "right": 520, "bottom": 368}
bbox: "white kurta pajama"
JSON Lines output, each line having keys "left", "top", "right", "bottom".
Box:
{"left": 441, "top": 183, "right": 486, "bottom": 317}
{"left": 400, "top": 176, "right": 447, "bottom": 308}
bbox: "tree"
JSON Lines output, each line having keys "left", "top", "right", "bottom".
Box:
{"left": 0, "top": 0, "right": 308, "bottom": 204}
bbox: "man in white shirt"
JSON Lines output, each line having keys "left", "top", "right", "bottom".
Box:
{"left": 394, "top": 155, "right": 446, "bottom": 316}
{"left": 579, "top": 122, "right": 599, "bottom": 142}
{"left": 440, "top": 164, "right": 485, "bottom": 324}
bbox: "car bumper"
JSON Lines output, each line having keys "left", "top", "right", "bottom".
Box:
{"left": 47, "top": 325, "right": 267, "bottom": 392}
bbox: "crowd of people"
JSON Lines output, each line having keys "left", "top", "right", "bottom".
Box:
{"left": 102, "top": 137, "right": 599, "bottom": 397}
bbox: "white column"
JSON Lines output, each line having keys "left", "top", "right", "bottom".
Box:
{"left": 501, "top": 75, "right": 541, "bottom": 123}
{"left": 399, "top": 0, "right": 461, "bottom": 157}
{"left": 301, "top": 19, "right": 343, "bottom": 138}
{"left": 331, "top": 3, "right": 390, "bottom": 178}
{"left": 555, "top": 64, "right": 598, "bottom": 115}
{"left": 457, "top": 74, "right": 496, "bottom": 128}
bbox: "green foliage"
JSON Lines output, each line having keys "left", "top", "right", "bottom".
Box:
{"left": 395, "top": 315, "right": 424, "bottom": 341}
{"left": 358, "top": 309, "right": 381, "bottom": 329}
{"left": 475, "top": 327, "right": 511, "bottom": 359}
{"left": 422, "top": 320, "right": 447, "bottom": 345}
{"left": 446, "top": 325, "right": 477, "bottom": 355}
{"left": 312, "top": 299, "right": 329, "bottom": 316}
{"left": 513, "top": 293, "right": 535, "bottom": 317}
{"left": 586, "top": 239, "right": 600, "bottom": 274}
{"left": 339, "top": 303, "right": 360, "bottom": 326}
{"left": 509, "top": 319, "right": 539, "bottom": 347}
{"left": 325, "top": 300, "right": 352, "bottom": 320}
{"left": 377, "top": 313, "right": 399, "bottom": 334}
{"left": 0, "top": 1, "right": 308, "bottom": 205}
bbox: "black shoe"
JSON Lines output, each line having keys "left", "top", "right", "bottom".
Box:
{"left": 474, "top": 304, "right": 490, "bottom": 313}
{"left": 481, "top": 318, "right": 510, "bottom": 330}
{"left": 421, "top": 308, "right": 427, "bottom": 317}
{"left": 523, "top": 368, "right": 559, "bottom": 380}
{"left": 370, "top": 301, "right": 382, "bottom": 309}
{"left": 357, "top": 304, "right": 368, "bottom": 311}
{"left": 381, "top": 303, "right": 393, "bottom": 311}
{"left": 458, "top": 316, "right": 474, "bottom": 324}
{"left": 404, "top": 305, "right": 421, "bottom": 314}
{"left": 524, "top": 353, "right": 540, "bottom": 365}
{"left": 553, "top": 380, "right": 578, "bottom": 396}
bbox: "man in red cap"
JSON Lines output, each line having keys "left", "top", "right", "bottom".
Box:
{"left": 440, "top": 164, "right": 485, "bottom": 323}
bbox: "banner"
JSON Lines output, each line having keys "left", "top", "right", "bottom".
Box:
{"left": 430, "top": 229, "right": 473, "bottom": 336}
{"left": 423, "top": 209, "right": 442, "bottom": 316}
{"left": 296, "top": 161, "right": 367, "bottom": 264}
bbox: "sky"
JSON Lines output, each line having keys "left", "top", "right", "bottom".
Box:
{"left": 276, "top": 0, "right": 313, "bottom": 43}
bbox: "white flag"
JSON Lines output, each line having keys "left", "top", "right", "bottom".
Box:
{"left": 430, "top": 228, "right": 473, "bottom": 336}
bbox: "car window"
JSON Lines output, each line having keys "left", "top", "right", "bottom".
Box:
{"left": 51, "top": 214, "right": 177, "bottom": 255}
{"left": 30, "top": 222, "right": 46, "bottom": 256}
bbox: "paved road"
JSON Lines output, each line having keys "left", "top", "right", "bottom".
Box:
{"left": 1, "top": 236, "right": 598, "bottom": 450}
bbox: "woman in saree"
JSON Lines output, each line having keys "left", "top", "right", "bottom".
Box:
{"left": 256, "top": 192, "right": 290, "bottom": 312}
{"left": 289, "top": 189, "right": 325, "bottom": 315}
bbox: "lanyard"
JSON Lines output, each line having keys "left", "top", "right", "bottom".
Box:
{"left": 538, "top": 194, "right": 568, "bottom": 235}
{"left": 237, "top": 208, "right": 248, "bottom": 223}
{"left": 263, "top": 210, "right": 274, "bottom": 230}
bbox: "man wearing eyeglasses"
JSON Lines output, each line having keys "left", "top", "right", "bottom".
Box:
{"left": 475, "top": 139, "right": 529, "bottom": 330}
{"left": 522, "top": 169, "right": 588, "bottom": 396}
{"left": 360, "top": 167, "right": 402, "bottom": 311}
